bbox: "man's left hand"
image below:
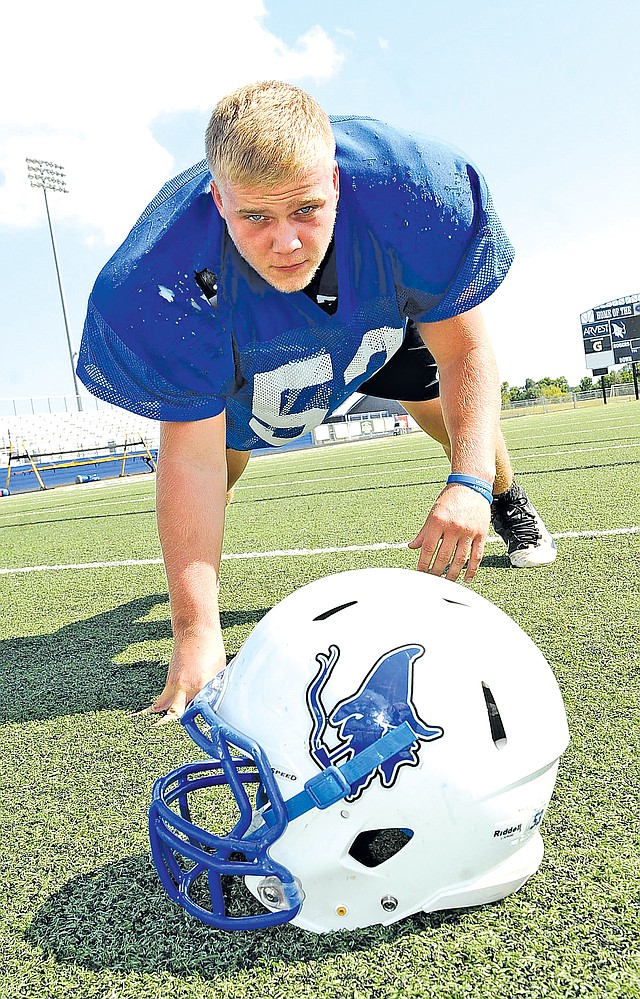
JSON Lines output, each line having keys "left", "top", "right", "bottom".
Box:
{"left": 408, "top": 483, "right": 491, "bottom": 581}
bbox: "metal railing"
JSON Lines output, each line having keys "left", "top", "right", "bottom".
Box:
{"left": 500, "top": 384, "right": 638, "bottom": 418}
{"left": 0, "top": 394, "right": 114, "bottom": 418}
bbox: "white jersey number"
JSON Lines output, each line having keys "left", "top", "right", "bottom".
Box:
{"left": 248, "top": 325, "right": 403, "bottom": 446}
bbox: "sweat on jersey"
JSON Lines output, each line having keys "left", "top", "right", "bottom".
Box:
{"left": 77, "top": 117, "right": 514, "bottom": 450}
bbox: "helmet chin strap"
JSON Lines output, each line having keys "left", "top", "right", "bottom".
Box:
{"left": 262, "top": 721, "right": 418, "bottom": 825}
{"left": 148, "top": 717, "right": 418, "bottom": 929}
{"left": 182, "top": 689, "right": 418, "bottom": 825}
{"left": 180, "top": 684, "right": 418, "bottom": 824}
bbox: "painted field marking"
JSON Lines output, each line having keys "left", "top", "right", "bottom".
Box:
{"left": 1, "top": 526, "right": 638, "bottom": 575}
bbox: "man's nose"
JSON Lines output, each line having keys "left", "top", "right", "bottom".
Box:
{"left": 271, "top": 223, "right": 302, "bottom": 254}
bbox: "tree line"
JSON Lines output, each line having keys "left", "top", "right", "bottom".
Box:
{"left": 501, "top": 366, "right": 636, "bottom": 404}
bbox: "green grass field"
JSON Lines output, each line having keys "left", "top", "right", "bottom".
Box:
{"left": 0, "top": 400, "right": 638, "bottom": 999}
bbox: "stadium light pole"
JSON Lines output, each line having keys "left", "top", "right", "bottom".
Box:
{"left": 26, "top": 157, "right": 83, "bottom": 412}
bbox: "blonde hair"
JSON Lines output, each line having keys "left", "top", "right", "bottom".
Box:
{"left": 205, "top": 81, "right": 335, "bottom": 187}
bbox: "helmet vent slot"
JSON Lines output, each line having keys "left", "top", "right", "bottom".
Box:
{"left": 348, "top": 827, "right": 413, "bottom": 868}
{"left": 313, "top": 600, "right": 358, "bottom": 621}
{"left": 482, "top": 683, "right": 507, "bottom": 748}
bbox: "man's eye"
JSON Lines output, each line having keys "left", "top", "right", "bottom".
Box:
{"left": 247, "top": 214, "right": 267, "bottom": 223}
{"left": 296, "top": 206, "right": 315, "bottom": 216}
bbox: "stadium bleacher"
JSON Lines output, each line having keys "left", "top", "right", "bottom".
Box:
{"left": 0, "top": 409, "right": 160, "bottom": 467}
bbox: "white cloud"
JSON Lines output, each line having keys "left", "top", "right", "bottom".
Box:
{"left": 483, "top": 219, "right": 640, "bottom": 386}
{"left": 0, "top": 0, "right": 343, "bottom": 243}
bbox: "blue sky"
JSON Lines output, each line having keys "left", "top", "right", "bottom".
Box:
{"left": 1, "top": 0, "right": 639, "bottom": 404}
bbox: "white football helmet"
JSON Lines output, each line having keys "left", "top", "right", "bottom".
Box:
{"left": 149, "top": 568, "right": 569, "bottom": 933}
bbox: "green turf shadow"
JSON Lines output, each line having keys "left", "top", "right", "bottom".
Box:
{"left": 25, "top": 854, "right": 470, "bottom": 978}
{"left": 0, "top": 596, "right": 269, "bottom": 723}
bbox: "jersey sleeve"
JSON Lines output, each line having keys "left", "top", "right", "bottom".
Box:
{"left": 390, "top": 140, "right": 514, "bottom": 323}
{"left": 76, "top": 162, "right": 232, "bottom": 422}
{"left": 78, "top": 298, "right": 227, "bottom": 422}
{"left": 333, "top": 118, "right": 514, "bottom": 324}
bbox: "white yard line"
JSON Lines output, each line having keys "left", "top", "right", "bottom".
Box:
{"left": 1, "top": 526, "right": 638, "bottom": 575}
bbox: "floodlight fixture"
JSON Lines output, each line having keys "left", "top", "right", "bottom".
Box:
{"left": 26, "top": 158, "right": 69, "bottom": 194}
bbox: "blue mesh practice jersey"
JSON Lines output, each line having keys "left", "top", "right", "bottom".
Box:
{"left": 77, "top": 117, "right": 514, "bottom": 450}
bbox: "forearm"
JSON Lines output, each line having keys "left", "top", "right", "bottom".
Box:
{"left": 408, "top": 309, "right": 499, "bottom": 580}
{"left": 156, "top": 447, "right": 226, "bottom": 647}
{"left": 417, "top": 308, "right": 499, "bottom": 484}
{"left": 438, "top": 340, "right": 499, "bottom": 484}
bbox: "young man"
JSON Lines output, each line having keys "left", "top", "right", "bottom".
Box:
{"left": 78, "top": 81, "right": 555, "bottom": 722}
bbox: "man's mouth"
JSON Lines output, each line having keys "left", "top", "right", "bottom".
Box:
{"left": 272, "top": 261, "right": 306, "bottom": 271}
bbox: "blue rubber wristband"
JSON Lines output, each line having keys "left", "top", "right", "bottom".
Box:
{"left": 447, "top": 473, "right": 494, "bottom": 505}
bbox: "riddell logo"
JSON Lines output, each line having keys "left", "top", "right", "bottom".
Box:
{"left": 494, "top": 823, "right": 522, "bottom": 838}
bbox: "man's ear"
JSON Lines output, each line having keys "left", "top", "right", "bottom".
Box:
{"left": 210, "top": 180, "right": 225, "bottom": 218}
{"left": 333, "top": 161, "right": 340, "bottom": 201}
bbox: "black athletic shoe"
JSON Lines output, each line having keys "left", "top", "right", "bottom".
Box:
{"left": 490, "top": 482, "right": 557, "bottom": 568}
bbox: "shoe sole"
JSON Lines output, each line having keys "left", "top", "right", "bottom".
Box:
{"left": 509, "top": 546, "right": 557, "bottom": 568}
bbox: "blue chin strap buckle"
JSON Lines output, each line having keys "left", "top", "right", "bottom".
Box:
{"left": 148, "top": 686, "right": 417, "bottom": 931}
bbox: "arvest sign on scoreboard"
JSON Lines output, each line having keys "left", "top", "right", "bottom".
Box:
{"left": 581, "top": 299, "right": 640, "bottom": 371}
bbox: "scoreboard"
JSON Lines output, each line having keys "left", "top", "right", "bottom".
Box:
{"left": 581, "top": 299, "right": 640, "bottom": 371}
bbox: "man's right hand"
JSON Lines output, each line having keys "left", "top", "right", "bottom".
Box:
{"left": 136, "top": 634, "right": 227, "bottom": 725}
